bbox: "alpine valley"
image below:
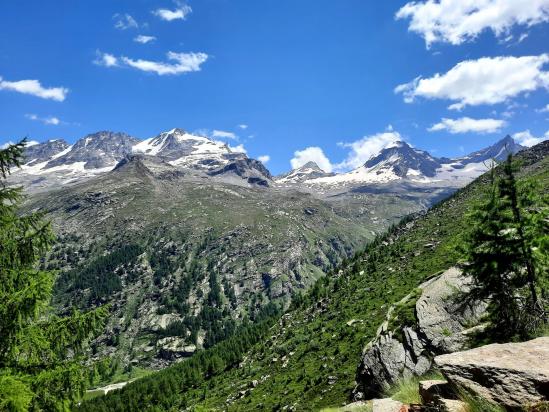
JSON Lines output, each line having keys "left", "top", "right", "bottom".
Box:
{"left": 12, "top": 128, "right": 523, "bottom": 372}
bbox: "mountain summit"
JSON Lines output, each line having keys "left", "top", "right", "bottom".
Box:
{"left": 276, "top": 161, "right": 333, "bottom": 184}
{"left": 363, "top": 141, "right": 441, "bottom": 178}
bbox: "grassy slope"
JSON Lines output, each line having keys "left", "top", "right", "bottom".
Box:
{"left": 179, "top": 152, "right": 549, "bottom": 411}
{"left": 76, "top": 145, "right": 548, "bottom": 411}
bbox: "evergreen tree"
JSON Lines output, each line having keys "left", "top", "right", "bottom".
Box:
{"left": 462, "top": 154, "right": 548, "bottom": 339}
{"left": 0, "top": 140, "right": 108, "bottom": 411}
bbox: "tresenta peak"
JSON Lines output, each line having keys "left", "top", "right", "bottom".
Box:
{"left": 8, "top": 128, "right": 271, "bottom": 192}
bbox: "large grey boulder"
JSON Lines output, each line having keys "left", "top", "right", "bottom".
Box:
{"left": 355, "top": 268, "right": 487, "bottom": 400}
{"left": 356, "top": 328, "right": 432, "bottom": 397}
{"left": 416, "top": 267, "right": 487, "bottom": 353}
{"left": 435, "top": 337, "right": 549, "bottom": 409}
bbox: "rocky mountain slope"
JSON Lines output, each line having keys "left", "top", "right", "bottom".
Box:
{"left": 27, "top": 152, "right": 422, "bottom": 369}
{"left": 76, "top": 140, "right": 548, "bottom": 411}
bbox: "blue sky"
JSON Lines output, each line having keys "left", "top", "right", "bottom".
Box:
{"left": 1, "top": 0, "right": 548, "bottom": 174}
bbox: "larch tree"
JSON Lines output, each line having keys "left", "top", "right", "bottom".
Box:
{"left": 0, "top": 140, "right": 108, "bottom": 411}
{"left": 462, "top": 154, "right": 548, "bottom": 339}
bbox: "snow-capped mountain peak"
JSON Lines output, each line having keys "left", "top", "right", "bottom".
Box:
{"left": 296, "top": 135, "right": 525, "bottom": 188}
{"left": 133, "top": 128, "right": 240, "bottom": 171}
{"left": 276, "top": 161, "right": 333, "bottom": 184}
{"left": 363, "top": 141, "right": 440, "bottom": 178}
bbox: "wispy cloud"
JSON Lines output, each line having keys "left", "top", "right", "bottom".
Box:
{"left": 25, "top": 113, "right": 62, "bottom": 125}
{"left": 94, "top": 51, "right": 119, "bottom": 67}
{"left": 238, "top": 124, "right": 248, "bottom": 130}
{"left": 258, "top": 155, "right": 270, "bottom": 164}
{"left": 121, "top": 51, "right": 208, "bottom": 75}
{"left": 428, "top": 117, "right": 507, "bottom": 134}
{"left": 134, "top": 35, "right": 156, "bottom": 44}
{"left": 0, "top": 76, "right": 68, "bottom": 101}
{"left": 153, "top": 1, "right": 192, "bottom": 21}
{"left": 95, "top": 51, "right": 208, "bottom": 75}
{"left": 537, "top": 104, "right": 549, "bottom": 113}
{"left": 396, "top": 0, "right": 549, "bottom": 48}
{"left": 212, "top": 130, "right": 238, "bottom": 140}
{"left": 395, "top": 54, "right": 549, "bottom": 110}
{"left": 113, "top": 13, "right": 139, "bottom": 30}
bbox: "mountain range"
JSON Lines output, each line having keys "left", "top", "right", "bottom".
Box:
{"left": 12, "top": 129, "right": 522, "bottom": 193}
{"left": 11, "top": 129, "right": 524, "bottom": 369}
{"left": 276, "top": 135, "right": 523, "bottom": 187}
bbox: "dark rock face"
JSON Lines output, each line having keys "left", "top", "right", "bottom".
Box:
{"left": 364, "top": 142, "right": 441, "bottom": 178}
{"left": 46, "top": 131, "right": 139, "bottom": 169}
{"left": 23, "top": 139, "right": 70, "bottom": 164}
{"left": 209, "top": 157, "right": 273, "bottom": 186}
{"left": 457, "top": 135, "right": 524, "bottom": 165}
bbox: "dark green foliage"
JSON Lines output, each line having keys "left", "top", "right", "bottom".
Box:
{"left": 58, "top": 244, "right": 142, "bottom": 303}
{"left": 0, "top": 140, "right": 108, "bottom": 411}
{"left": 462, "top": 155, "right": 548, "bottom": 339}
{"left": 207, "top": 272, "right": 223, "bottom": 307}
{"left": 75, "top": 308, "right": 282, "bottom": 412}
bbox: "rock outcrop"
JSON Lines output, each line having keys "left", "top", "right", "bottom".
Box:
{"left": 416, "top": 267, "right": 487, "bottom": 353}
{"left": 435, "top": 337, "right": 549, "bottom": 410}
{"left": 355, "top": 267, "right": 487, "bottom": 399}
{"left": 157, "top": 337, "right": 197, "bottom": 360}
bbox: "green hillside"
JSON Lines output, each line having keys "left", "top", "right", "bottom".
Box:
{"left": 76, "top": 142, "right": 549, "bottom": 411}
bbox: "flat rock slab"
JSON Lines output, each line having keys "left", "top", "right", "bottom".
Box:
{"left": 339, "top": 401, "right": 371, "bottom": 411}
{"left": 435, "top": 337, "right": 549, "bottom": 409}
{"left": 372, "top": 398, "right": 405, "bottom": 412}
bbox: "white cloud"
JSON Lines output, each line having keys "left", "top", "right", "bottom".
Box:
{"left": 0, "top": 76, "right": 68, "bottom": 101}
{"left": 335, "top": 130, "right": 403, "bottom": 171}
{"left": 153, "top": 2, "right": 192, "bottom": 21}
{"left": 94, "top": 52, "right": 119, "bottom": 67}
{"left": 512, "top": 129, "right": 549, "bottom": 147}
{"left": 537, "top": 103, "right": 549, "bottom": 113}
{"left": 25, "top": 113, "right": 62, "bottom": 125}
{"left": 428, "top": 117, "right": 507, "bottom": 134}
{"left": 290, "top": 147, "right": 333, "bottom": 173}
{"left": 113, "top": 13, "right": 139, "bottom": 30}
{"left": 258, "top": 155, "right": 270, "bottom": 164}
{"left": 0, "top": 141, "right": 15, "bottom": 149}
{"left": 396, "top": 0, "right": 549, "bottom": 48}
{"left": 229, "top": 144, "right": 247, "bottom": 154}
{"left": 238, "top": 124, "right": 248, "bottom": 130}
{"left": 395, "top": 54, "right": 549, "bottom": 110}
{"left": 212, "top": 130, "right": 238, "bottom": 140}
{"left": 134, "top": 35, "right": 156, "bottom": 44}
{"left": 121, "top": 51, "right": 208, "bottom": 75}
